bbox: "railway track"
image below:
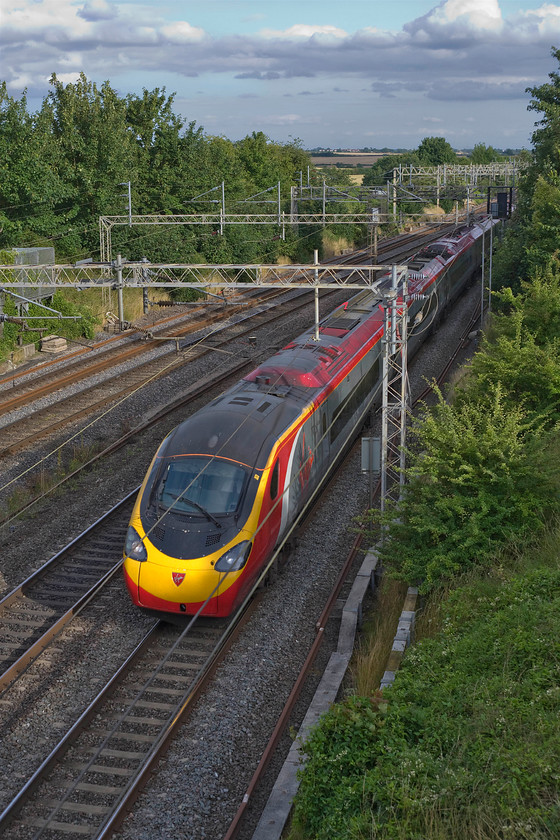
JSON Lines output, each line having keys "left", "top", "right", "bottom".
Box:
{"left": 0, "top": 225, "right": 458, "bottom": 460}
{"left": 0, "top": 289, "right": 282, "bottom": 411}
{"left": 0, "top": 224, "right": 455, "bottom": 418}
{"left": 0, "top": 289, "right": 336, "bottom": 458}
{"left": 0, "top": 274, "right": 484, "bottom": 840}
{"left": 0, "top": 607, "right": 255, "bottom": 839}
{"left": 0, "top": 493, "right": 137, "bottom": 693}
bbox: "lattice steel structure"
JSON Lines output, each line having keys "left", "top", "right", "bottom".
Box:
{"left": 0, "top": 257, "right": 409, "bottom": 507}
{"left": 392, "top": 161, "right": 525, "bottom": 186}
{"left": 0, "top": 260, "right": 406, "bottom": 291}
{"left": 98, "top": 210, "right": 385, "bottom": 263}
{"left": 380, "top": 267, "right": 408, "bottom": 511}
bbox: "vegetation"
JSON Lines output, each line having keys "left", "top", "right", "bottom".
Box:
{"left": 288, "top": 48, "right": 560, "bottom": 840}
{"left": 291, "top": 551, "right": 560, "bottom": 839}
{"left": 0, "top": 74, "right": 314, "bottom": 264}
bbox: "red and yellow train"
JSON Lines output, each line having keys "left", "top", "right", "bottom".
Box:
{"left": 123, "top": 220, "right": 492, "bottom": 617}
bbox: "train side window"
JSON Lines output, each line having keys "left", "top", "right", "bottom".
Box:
{"left": 270, "top": 459, "right": 279, "bottom": 499}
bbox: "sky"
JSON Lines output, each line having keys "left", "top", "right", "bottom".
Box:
{"left": 3, "top": 0, "right": 560, "bottom": 150}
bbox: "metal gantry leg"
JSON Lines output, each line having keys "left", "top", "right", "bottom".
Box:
{"left": 380, "top": 269, "right": 408, "bottom": 514}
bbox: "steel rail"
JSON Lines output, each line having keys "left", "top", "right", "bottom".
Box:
{"left": 0, "top": 288, "right": 334, "bottom": 458}
{"left": 0, "top": 489, "right": 139, "bottom": 692}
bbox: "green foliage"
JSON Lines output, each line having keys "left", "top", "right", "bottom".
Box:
{"left": 291, "top": 53, "right": 560, "bottom": 840}
{"left": 362, "top": 153, "right": 420, "bottom": 186}
{"left": 416, "top": 136, "right": 457, "bottom": 166}
{"left": 527, "top": 46, "right": 560, "bottom": 176}
{"left": 469, "top": 142, "right": 504, "bottom": 164}
{"left": 492, "top": 49, "right": 560, "bottom": 293}
{"left": 366, "top": 387, "right": 555, "bottom": 591}
{"left": 0, "top": 290, "right": 99, "bottom": 361}
{"left": 525, "top": 174, "right": 560, "bottom": 276}
{"left": 491, "top": 215, "right": 531, "bottom": 294}
{"left": 0, "top": 75, "right": 321, "bottom": 264}
{"left": 291, "top": 560, "right": 560, "bottom": 840}
{"left": 458, "top": 329, "right": 560, "bottom": 429}
{"left": 168, "top": 284, "right": 204, "bottom": 303}
{"left": 292, "top": 696, "right": 385, "bottom": 838}
{"left": 468, "top": 262, "right": 560, "bottom": 427}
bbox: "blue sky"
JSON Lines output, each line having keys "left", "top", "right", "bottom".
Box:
{"left": 3, "top": 0, "right": 559, "bottom": 149}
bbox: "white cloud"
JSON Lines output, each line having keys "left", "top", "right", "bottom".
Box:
{"left": 3, "top": 0, "right": 91, "bottom": 37}
{"left": 263, "top": 113, "right": 302, "bottom": 124}
{"left": 0, "top": 0, "right": 553, "bottom": 148}
{"left": 426, "top": 0, "right": 503, "bottom": 32}
{"left": 512, "top": 3, "right": 560, "bottom": 37}
{"left": 259, "top": 24, "right": 347, "bottom": 40}
{"left": 160, "top": 21, "right": 206, "bottom": 43}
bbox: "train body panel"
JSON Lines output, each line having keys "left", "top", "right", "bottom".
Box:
{"left": 123, "top": 219, "right": 494, "bottom": 617}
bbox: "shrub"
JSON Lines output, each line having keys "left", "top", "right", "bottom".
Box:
{"left": 363, "top": 387, "right": 556, "bottom": 592}
{"left": 290, "top": 562, "right": 560, "bottom": 840}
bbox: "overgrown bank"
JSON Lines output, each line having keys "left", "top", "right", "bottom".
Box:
{"left": 288, "top": 260, "right": 560, "bottom": 840}
{"left": 288, "top": 50, "right": 560, "bottom": 840}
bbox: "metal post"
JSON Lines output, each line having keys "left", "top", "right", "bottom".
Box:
{"left": 115, "top": 254, "right": 125, "bottom": 330}
{"left": 392, "top": 170, "right": 397, "bottom": 223}
{"left": 322, "top": 181, "right": 326, "bottom": 227}
{"left": 380, "top": 266, "right": 408, "bottom": 514}
{"left": 390, "top": 264, "right": 398, "bottom": 353}
{"left": 480, "top": 224, "right": 485, "bottom": 328}
{"left": 313, "top": 250, "right": 320, "bottom": 342}
{"left": 380, "top": 305, "right": 389, "bottom": 513}
{"left": 220, "top": 181, "right": 225, "bottom": 235}
{"left": 488, "top": 219, "right": 493, "bottom": 313}
{"left": 399, "top": 275, "right": 408, "bottom": 497}
{"left": 277, "top": 181, "right": 281, "bottom": 227}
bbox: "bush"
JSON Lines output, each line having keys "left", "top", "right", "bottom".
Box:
{"left": 291, "top": 560, "right": 560, "bottom": 840}
{"left": 363, "top": 387, "right": 556, "bottom": 591}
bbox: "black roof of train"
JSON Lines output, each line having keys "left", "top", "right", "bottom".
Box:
{"left": 160, "top": 386, "right": 304, "bottom": 471}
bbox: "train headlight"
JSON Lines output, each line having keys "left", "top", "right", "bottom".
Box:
{"left": 215, "top": 541, "right": 251, "bottom": 573}
{"left": 125, "top": 526, "right": 148, "bottom": 563}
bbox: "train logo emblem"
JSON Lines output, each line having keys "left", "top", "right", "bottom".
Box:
{"left": 172, "top": 572, "right": 185, "bottom": 586}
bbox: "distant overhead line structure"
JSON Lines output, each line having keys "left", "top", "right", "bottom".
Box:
{"left": 99, "top": 206, "right": 382, "bottom": 263}
{"left": 98, "top": 163, "right": 522, "bottom": 260}
{"left": 393, "top": 161, "right": 525, "bottom": 190}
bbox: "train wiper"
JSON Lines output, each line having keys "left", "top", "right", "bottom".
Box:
{"left": 178, "top": 495, "right": 222, "bottom": 529}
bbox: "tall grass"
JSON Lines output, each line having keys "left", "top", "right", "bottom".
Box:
{"left": 351, "top": 577, "right": 408, "bottom": 695}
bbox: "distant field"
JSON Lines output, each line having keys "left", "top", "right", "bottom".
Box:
{"left": 310, "top": 152, "right": 398, "bottom": 167}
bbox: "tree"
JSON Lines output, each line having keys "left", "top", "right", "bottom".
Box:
{"left": 0, "top": 83, "right": 67, "bottom": 249}
{"left": 526, "top": 46, "right": 560, "bottom": 175}
{"left": 362, "top": 152, "right": 420, "bottom": 186}
{"left": 126, "top": 87, "right": 206, "bottom": 214}
{"left": 42, "top": 73, "right": 139, "bottom": 258}
{"left": 470, "top": 142, "right": 503, "bottom": 164}
{"left": 368, "top": 387, "right": 552, "bottom": 591}
{"left": 417, "top": 136, "right": 457, "bottom": 166}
